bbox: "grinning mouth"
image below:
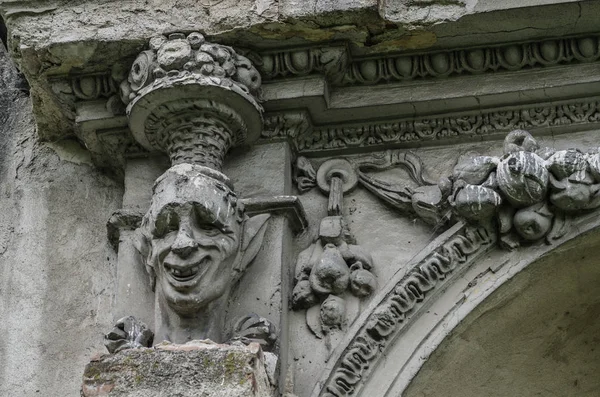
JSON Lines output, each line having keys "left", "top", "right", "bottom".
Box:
{"left": 164, "top": 256, "right": 210, "bottom": 283}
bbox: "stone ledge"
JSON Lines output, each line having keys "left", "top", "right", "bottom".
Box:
{"left": 1, "top": 0, "right": 599, "bottom": 141}
{"left": 82, "top": 341, "right": 273, "bottom": 397}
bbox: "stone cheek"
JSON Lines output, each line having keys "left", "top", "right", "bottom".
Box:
{"left": 82, "top": 342, "right": 272, "bottom": 397}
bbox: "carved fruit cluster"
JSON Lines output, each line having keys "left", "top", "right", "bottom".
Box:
{"left": 120, "top": 32, "right": 261, "bottom": 105}
{"left": 292, "top": 216, "right": 376, "bottom": 330}
{"left": 446, "top": 130, "right": 600, "bottom": 248}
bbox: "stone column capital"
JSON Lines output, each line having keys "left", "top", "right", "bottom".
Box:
{"left": 120, "top": 32, "right": 263, "bottom": 170}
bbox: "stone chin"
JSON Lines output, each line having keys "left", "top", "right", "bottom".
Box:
{"left": 154, "top": 238, "right": 241, "bottom": 315}
{"left": 157, "top": 253, "right": 236, "bottom": 316}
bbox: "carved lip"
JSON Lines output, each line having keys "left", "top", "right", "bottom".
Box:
{"left": 163, "top": 256, "right": 211, "bottom": 289}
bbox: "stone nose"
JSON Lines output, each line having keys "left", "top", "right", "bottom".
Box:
{"left": 171, "top": 228, "right": 198, "bottom": 258}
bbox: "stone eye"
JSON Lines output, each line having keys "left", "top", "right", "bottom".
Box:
{"left": 197, "top": 224, "right": 221, "bottom": 237}
{"left": 153, "top": 211, "right": 180, "bottom": 238}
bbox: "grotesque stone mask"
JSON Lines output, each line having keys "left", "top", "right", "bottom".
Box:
{"left": 137, "top": 164, "right": 269, "bottom": 316}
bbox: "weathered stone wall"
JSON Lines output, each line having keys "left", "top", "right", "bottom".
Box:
{"left": 0, "top": 45, "right": 123, "bottom": 396}
{"left": 1, "top": 2, "right": 600, "bottom": 396}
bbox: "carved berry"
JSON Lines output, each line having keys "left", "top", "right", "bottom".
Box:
{"left": 349, "top": 263, "right": 377, "bottom": 298}
{"left": 309, "top": 244, "right": 350, "bottom": 296}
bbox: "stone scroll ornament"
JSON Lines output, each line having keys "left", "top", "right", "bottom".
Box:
{"left": 105, "top": 32, "right": 275, "bottom": 349}
{"left": 296, "top": 130, "right": 600, "bottom": 251}
{"left": 292, "top": 159, "right": 377, "bottom": 344}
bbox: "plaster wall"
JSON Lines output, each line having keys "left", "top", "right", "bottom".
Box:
{"left": 0, "top": 45, "right": 123, "bottom": 396}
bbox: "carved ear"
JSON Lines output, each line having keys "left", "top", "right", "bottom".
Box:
{"left": 234, "top": 214, "right": 271, "bottom": 274}
{"left": 133, "top": 230, "right": 149, "bottom": 259}
{"left": 133, "top": 229, "right": 156, "bottom": 291}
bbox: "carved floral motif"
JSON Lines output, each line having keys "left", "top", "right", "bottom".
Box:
{"left": 262, "top": 100, "right": 600, "bottom": 154}
{"left": 314, "top": 129, "right": 600, "bottom": 396}
{"left": 296, "top": 130, "right": 600, "bottom": 250}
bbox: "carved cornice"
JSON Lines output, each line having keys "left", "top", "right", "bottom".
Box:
{"left": 60, "top": 33, "right": 600, "bottom": 106}
{"left": 257, "top": 34, "right": 600, "bottom": 86}
{"left": 82, "top": 97, "right": 600, "bottom": 166}
{"left": 342, "top": 34, "right": 600, "bottom": 85}
{"left": 53, "top": 32, "right": 600, "bottom": 166}
{"left": 264, "top": 98, "right": 600, "bottom": 154}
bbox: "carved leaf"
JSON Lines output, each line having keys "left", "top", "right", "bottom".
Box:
{"left": 546, "top": 211, "right": 571, "bottom": 244}
{"left": 235, "top": 213, "right": 271, "bottom": 274}
{"left": 403, "top": 151, "right": 436, "bottom": 186}
{"left": 294, "top": 156, "right": 317, "bottom": 193}
{"left": 104, "top": 316, "right": 154, "bottom": 354}
{"left": 133, "top": 229, "right": 156, "bottom": 290}
{"left": 231, "top": 313, "right": 277, "bottom": 351}
{"left": 453, "top": 155, "right": 499, "bottom": 185}
{"left": 358, "top": 171, "right": 414, "bottom": 214}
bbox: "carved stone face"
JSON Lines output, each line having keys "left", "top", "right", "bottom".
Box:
{"left": 142, "top": 164, "right": 243, "bottom": 315}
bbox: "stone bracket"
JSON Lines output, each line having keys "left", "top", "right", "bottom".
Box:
{"left": 106, "top": 209, "right": 144, "bottom": 251}
{"left": 241, "top": 195, "right": 308, "bottom": 234}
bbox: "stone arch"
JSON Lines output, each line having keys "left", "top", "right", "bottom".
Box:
{"left": 403, "top": 228, "right": 600, "bottom": 397}
{"left": 310, "top": 212, "right": 600, "bottom": 397}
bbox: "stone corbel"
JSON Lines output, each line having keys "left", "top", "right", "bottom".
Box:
{"left": 87, "top": 33, "right": 311, "bottom": 396}
{"left": 106, "top": 32, "right": 304, "bottom": 349}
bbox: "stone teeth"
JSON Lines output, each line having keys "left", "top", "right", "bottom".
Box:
{"left": 168, "top": 264, "right": 201, "bottom": 280}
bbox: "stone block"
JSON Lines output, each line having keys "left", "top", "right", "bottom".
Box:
{"left": 82, "top": 341, "right": 273, "bottom": 397}
{"left": 319, "top": 216, "right": 345, "bottom": 245}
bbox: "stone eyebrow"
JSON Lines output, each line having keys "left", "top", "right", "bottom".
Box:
{"left": 192, "top": 202, "right": 234, "bottom": 232}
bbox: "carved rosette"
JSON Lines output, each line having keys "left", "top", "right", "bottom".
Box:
{"left": 121, "top": 32, "right": 263, "bottom": 170}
